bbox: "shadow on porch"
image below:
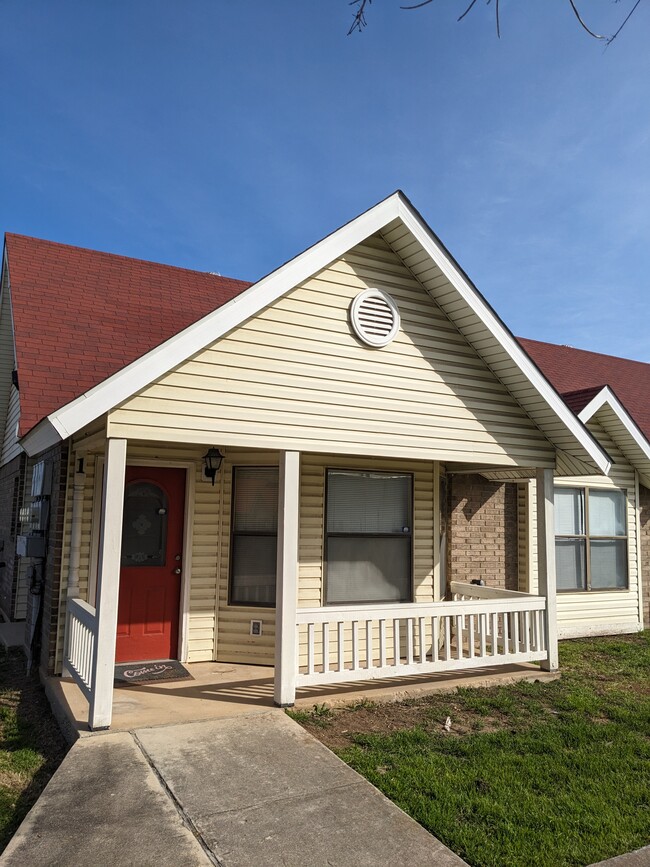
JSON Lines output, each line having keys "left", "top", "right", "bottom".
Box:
{"left": 44, "top": 659, "right": 557, "bottom": 740}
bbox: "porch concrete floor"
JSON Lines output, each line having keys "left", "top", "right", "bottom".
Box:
{"left": 45, "top": 660, "right": 557, "bottom": 740}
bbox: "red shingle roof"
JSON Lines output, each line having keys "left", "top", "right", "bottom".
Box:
{"left": 519, "top": 338, "right": 650, "bottom": 441}
{"left": 4, "top": 234, "right": 251, "bottom": 435}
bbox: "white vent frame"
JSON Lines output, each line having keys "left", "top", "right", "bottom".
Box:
{"left": 350, "top": 289, "right": 401, "bottom": 348}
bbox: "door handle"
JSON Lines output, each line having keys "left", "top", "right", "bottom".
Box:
{"left": 174, "top": 568, "right": 182, "bottom": 575}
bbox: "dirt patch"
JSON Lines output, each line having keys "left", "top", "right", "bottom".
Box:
{"left": 297, "top": 694, "right": 520, "bottom": 750}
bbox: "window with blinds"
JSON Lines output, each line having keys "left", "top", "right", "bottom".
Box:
{"left": 230, "top": 467, "right": 279, "bottom": 607}
{"left": 554, "top": 486, "right": 628, "bottom": 592}
{"left": 325, "top": 469, "right": 412, "bottom": 604}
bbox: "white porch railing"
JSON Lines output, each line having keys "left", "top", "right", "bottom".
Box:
{"left": 295, "top": 588, "right": 547, "bottom": 689}
{"left": 63, "top": 597, "right": 97, "bottom": 700}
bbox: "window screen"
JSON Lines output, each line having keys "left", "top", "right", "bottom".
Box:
{"left": 326, "top": 470, "right": 412, "bottom": 604}
{"left": 230, "top": 467, "right": 278, "bottom": 607}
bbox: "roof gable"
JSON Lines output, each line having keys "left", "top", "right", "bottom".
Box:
{"left": 577, "top": 386, "right": 650, "bottom": 488}
{"left": 108, "top": 235, "right": 556, "bottom": 468}
{"left": 16, "top": 193, "right": 610, "bottom": 475}
{"left": 3, "top": 233, "right": 250, "bottom": 435}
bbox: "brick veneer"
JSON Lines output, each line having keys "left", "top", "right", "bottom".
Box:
{"left": 23, "top": 442, "right": 68, "bottom": 674}
{"left": 447, "top": 473, "right": 519, "bottom": 592}
{"left": 639, "top": 484, "right": 650, "bottom": 629}
{"left": 0, "top": 453, "right": 26, "bottom": 620}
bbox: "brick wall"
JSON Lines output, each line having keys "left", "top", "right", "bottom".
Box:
{"left": 0, "top": 453, "right": 26, "bottom": 620}
{"left": 639, "top": 484, "right": 650, "bottom": 629}
{"left": 23, "top": 442, "right": 68, "bottom": 674}
{"left": 447, "top": 473, "right": 519, "bottom": 592}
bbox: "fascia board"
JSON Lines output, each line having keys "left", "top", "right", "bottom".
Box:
{"left": 45, "top": 194, "right": 403, "bottom": 439}
{"left": 395, "top": 197, "right": 612, "bottom": 476}
{"left": 579, "top": 387, "right": 650, "bottom": 464}
{"left": 21, "top": 417, "right": 61, "bottom": 457}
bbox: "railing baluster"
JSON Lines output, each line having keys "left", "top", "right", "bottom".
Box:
{"left": 432, "top": 616, "right": 439, "bottom": 663}
{"left": 338, "top": 621, "right": 345, "bottom": 672}
{"left": 352, "top": 621, "right": 359, "bottom": 671}
{"left": 418, "top": 617, "right": 426, "bottom": 664}
{"left": 479, "top": 613, "right": 487, "bottom": 658}
{"left": 503, "top": 613, "right": 510, "bottom": 655}
{"left": 366, "top": 620, "right": 373, "bottom": 670}
{"left": 455, "top": 614, "right": 463, "bottom": 660}
{"left": 444, "top": 616, "right": 451, "bottom": 661}
{"left": 513, "top": 611, "right": 520, "bottom": 654}
{"left": 469, "top": 614, "right": 475, "bottom": 659}
{"left": 406, "top": 618, "right": 414, "bottom": 665}
{"left": 307, "top": 623, "right": 315, "bottom": 675}
{"left": 393, "top": 618, "right": 401, "bottom": 666}
{"left": 322, "top": 623, "right": 330, "bottom": 673}
{"left": 523, "top": 611, "right": 531, "bottom": 653}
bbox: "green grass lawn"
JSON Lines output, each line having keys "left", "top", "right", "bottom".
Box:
{"left": 291, "top": 633, "right": 650, "bottom": 867}
{"left": 0, "top": 649, "right": 68, "bottom": 853}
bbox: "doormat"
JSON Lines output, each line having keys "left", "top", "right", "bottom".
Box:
{"left": 114, "top": 660, "right": 193, "bottom": 687}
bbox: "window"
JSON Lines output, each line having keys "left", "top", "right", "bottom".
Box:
{"left": 554, "top": 487, "right": 628, "bottom": 592}
{"left": 325, "top": 469, "right": 412, "bottom": 604}
{"left": 230, "top": 467, "right": 278, "bottom": 607}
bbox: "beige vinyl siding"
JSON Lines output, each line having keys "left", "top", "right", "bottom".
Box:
{"left": 523, "top": 418, "right": 641, "bottom": 638}
{"left": 215, "top": 449, "right": 278, "bottom": 666}
{"left": 108, "top": 236, "right": 554, "bottom": 469}
{"left": 378, "top": 219, "right": 603, "bottom": 474}
{"left": 1, "top": 386, "right": 21, "bottom": 465}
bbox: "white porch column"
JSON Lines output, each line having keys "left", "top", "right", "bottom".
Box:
{"left": 89, "top": 438, "right": 127, "bottom": 730}
{"left": 274, "top": 450, "right": 300, "bottom": 707}
{"left": 536, "top": 467, "right": 559, "bottom": 671}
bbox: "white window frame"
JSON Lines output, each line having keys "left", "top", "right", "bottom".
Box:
{"left": 324, "top": 467, "right": 413, "bottom": 605}
{"left": 554, "top": 485, "right": 629, "bottom": 593}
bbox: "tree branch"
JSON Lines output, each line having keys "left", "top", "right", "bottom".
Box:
{"left": 348, "top": 0, "right": 373, "bottom": 35}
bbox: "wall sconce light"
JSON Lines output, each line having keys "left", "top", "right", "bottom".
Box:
{"left": 202, "top": 448, "right": 224, "bottom": 485}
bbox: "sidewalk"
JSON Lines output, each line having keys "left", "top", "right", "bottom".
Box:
{"left": 3, "top": 710, "right": 467, "bottom": 867}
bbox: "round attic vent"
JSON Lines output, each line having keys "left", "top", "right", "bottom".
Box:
{"left": 350, "top": 289, "right": 401, "bottom": 348}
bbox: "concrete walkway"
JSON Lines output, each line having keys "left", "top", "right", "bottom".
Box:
{"left": 3, "top": 710, "right": 466, "bottom": 867}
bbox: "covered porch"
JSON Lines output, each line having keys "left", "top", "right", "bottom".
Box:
{"left": 59, "top": 437, "right": 559, "bottom": 730}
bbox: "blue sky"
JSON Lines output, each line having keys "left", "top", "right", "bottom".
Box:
{"left": 1, "top": 1, "right": 649, "bottom": 360}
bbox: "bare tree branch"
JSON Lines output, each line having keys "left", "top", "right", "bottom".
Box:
{"left": 401, "top": 1, "right": 435, "bottom": 10}
{"left": 348, "top": 0, "right": 644, "bottom": 43}
{"left": 348, "top": 0, "right": 372, "bottom": 35}
{"left": 457, "top": 0, "right": 480, "bottom": 23}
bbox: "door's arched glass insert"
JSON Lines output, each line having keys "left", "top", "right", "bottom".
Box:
{"left": 121, "top": 482, "right": 168, "bottom": 566}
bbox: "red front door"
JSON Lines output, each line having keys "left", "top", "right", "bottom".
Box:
{"left": 116, "top": 466, "right": 186, "bottom": 664}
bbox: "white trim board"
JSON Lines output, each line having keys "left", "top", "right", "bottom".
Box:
{"left": 578, "top": 386, "right": 650, "bottom": 488}
{"left": 19, "top": 191, "right": 610, "bottom": 476}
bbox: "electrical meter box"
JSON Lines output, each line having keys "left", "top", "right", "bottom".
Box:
{"left": 16, "top": 535, "right": 46, "bottom": 558}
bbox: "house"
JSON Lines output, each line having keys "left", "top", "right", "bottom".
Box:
{"left": 0, "top": 191, "right": 647, "bottom": 731}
